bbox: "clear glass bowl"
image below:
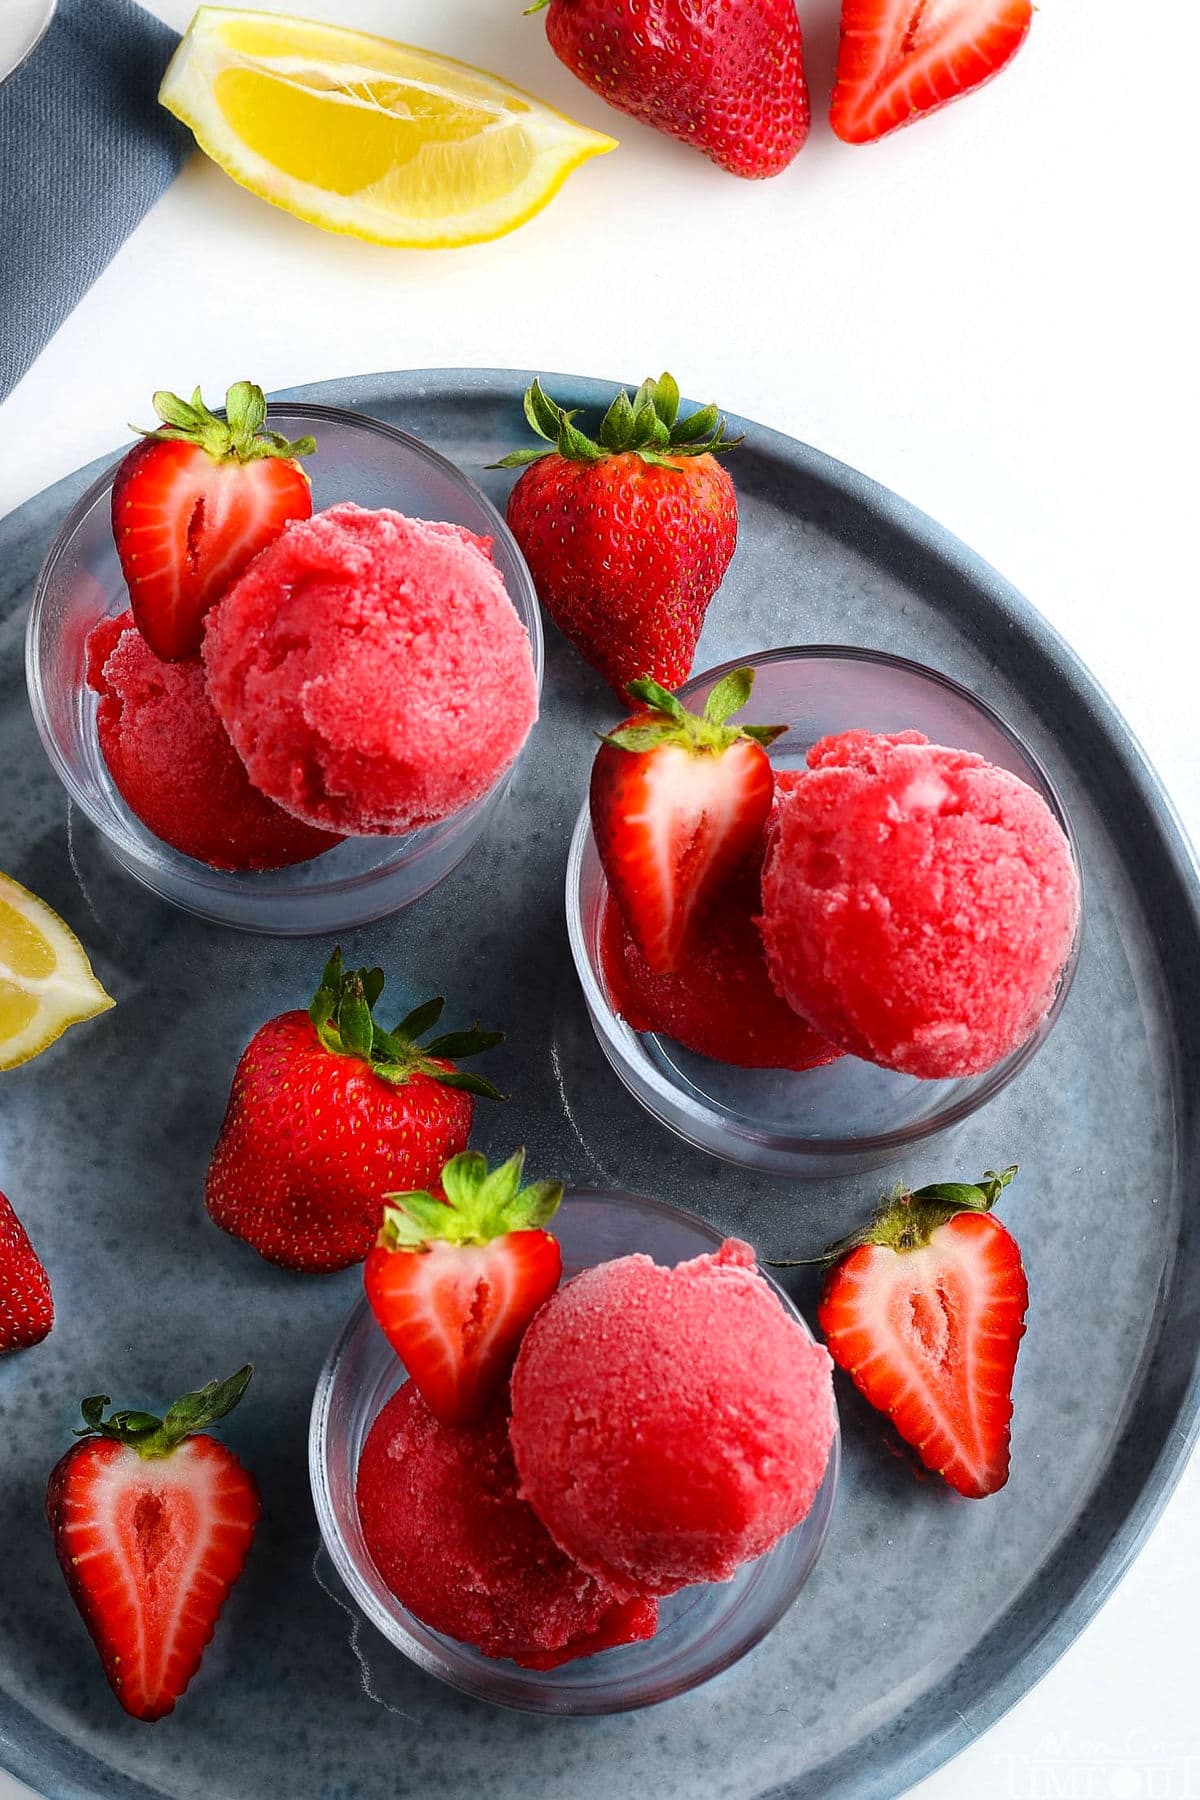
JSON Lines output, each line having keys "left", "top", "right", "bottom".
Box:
{"left": 309, "top": 1189, "right": 840, "bottom": 1715}
{"left": 25, "top": 404, "right": 543, "bottom": 935}
{"left": 566, "top": 646, "right": 1082, "bottom": 1178}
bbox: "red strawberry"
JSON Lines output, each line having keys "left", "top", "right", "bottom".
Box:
{"left": 205, "top": 949, "right": 503, "bottom": 1273}
{"left": 46, "top": 1367, "right": 259, "bottom": 1720}
{"left": 112, "top": 381, "right": 314, "bottom": 661}
{"left": 814, "top": 1167, "right": 1028, "bottom": 1498}
{"left": 0, "top": 1190, "right": 53, "bottom": 1352}
{"left": 498, "top": 375, "right": 739, "bottom": 699}
{"left": 364, "top": 1149, "right": 563, "bottom": 1425}
{"left": 601, "top": 869, "right": 841, "bottom": 1071}
{"left": 830, "top": 0, "right": 1033, "bottom": 145}
{"left": 532, "top": 0, "right": 809, "bottom": 178}
{"left": 590, "top": 666, "right": 784, "bottom": 974}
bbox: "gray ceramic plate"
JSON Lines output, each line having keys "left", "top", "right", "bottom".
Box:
{"left": 1, "top": 370, "right": 1197, "bottom": 1800}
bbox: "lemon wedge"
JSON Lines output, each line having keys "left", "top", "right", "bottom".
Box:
{"left": 159, "top": 7, "right": 617, "bottom": 248}
{"left": 0, "top": 874, "right": 115, "bottom": 1071}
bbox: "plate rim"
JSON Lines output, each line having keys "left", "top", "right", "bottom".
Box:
{"left": 1, "top": 365, "right": 1197, "bottom": 1800}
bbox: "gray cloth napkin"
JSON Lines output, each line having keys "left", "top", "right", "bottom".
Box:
{"left": 0, "top": 0, "right": 189, "bottom": 403}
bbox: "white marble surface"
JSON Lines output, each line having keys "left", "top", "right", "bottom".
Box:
{"left": 2, "top": 0, "right": 1197, "bottom": 1794}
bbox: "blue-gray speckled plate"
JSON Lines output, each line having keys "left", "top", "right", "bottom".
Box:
{"left": 1, "top": 370, "right": 1197, "bottom": 1800}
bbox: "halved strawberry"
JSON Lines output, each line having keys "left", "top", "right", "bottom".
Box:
{"left": 364, "top": 1149, "right": 563, "bottom": 1426}
{"left": 112, "top": 381, "right": 314, "bottom": 660}
{"left": 830, "top": 0, "right": 1033, "bottom": 145}
{"left": 813, "top": 1167, "right": 1028, "bottom": 1498}
{"left": 46, "top": 1367, "right": 259, "bottom": 1720}
{"left": 589, "top": 666, "right": 785, "bottom": 975}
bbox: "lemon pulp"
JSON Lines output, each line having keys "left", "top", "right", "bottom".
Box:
{"left": 0, "top": 875, "right": 115, "bottom": 1071}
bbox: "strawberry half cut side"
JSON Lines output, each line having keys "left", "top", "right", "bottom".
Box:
{"left": 364, "top": 1148, "right": 564, "bottom": 1425}
{"left": 795, "top": 1167, "right": 1028, "bottom": 1498}
{"left": 46, "top": 1367, "right": 260, "bottom": 1720}
{"left": 112, "top": 380, "right": 315, "bottom": 661}
{"left": 590, "top": 665, "right": 786, "bottom": 975}
{"left": 830, "top": 0, "right": 1033, "bottom": 145}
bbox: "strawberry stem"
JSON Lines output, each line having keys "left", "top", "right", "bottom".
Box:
{"left": 308, "top": 947, "right": 505, "bottom": 1099}
{"left": 379, "top": 1148, "right": 564, "bottom": 1250}
{"left": 769, "top": 1166, "right": 1019, "bottom": 1267}
{"left": 600, "top": 667, "right": 786, "bottom": 756}
{"left": 74, "top": 1366, "right": 253, "bottom": 1460}
{"left": 134, "top": 381, "right": 316, "bottom": 465}
{"left": 491, "top": 373, "right": 743, "bottom": 471}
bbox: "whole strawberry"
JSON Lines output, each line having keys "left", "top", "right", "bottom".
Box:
{"left": 1, "top": 1189, "right": 53, "bottom": 1352}
{"left": 499, "top": 375, "right": 739, "bottom": 700}
{"left": 205, "top": 949, "right": 503, "bottom": 1273}
{"left": 113, "top": 380, "right": 314, "bottom": 661}
{"left": 47, "top": 1367, "right": 259, "bottom": 1720}
{"left": 531, "top": 0, "right": 809, "bottom": 177}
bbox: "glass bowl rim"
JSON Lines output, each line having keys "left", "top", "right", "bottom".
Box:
{"left": 23, "top": 401, "right": 545, "bottom": 879}
{"left": 565, "top": 642, "right": 1084, "bottom": 1163}
{"left": 308, "top": 1185, "right": 842, "bottom": 1715}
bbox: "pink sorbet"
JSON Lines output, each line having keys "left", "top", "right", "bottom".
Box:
{"left": 509, "top": 1239, "right": 836, "bottom": 1599}
{"left": 758, "top": 730, "right": 1080, "bottom": 1079}
{"left": 356, "top": 1382, "right": 657, "bottom": 1667}
{"left": 85, "top": 613, "right": 342, "bottom": 871}
{"left": 202, "top": 503, "right": 539, "bottom": 835}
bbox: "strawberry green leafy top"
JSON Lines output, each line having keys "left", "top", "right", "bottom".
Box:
{"left": 380, "top": 1148, "right": 564, "bottom": 1250}
{"left": 73, "top": 1366, "right": 253, "bottom": 1460}
{"left": 495, "top": 373, "right": 743, "bottom": 472}
{"left": 308, "top": 947, "right": 504, "bottom": 1099}
{"left": 134, "top": 380, "right": 315, "bottom": 466}
{"left": 774, "top": 1167, "right": 1020, "bottom": 1265}
{"left": 602, "top": 667, "right": 787, "bottom": 755}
